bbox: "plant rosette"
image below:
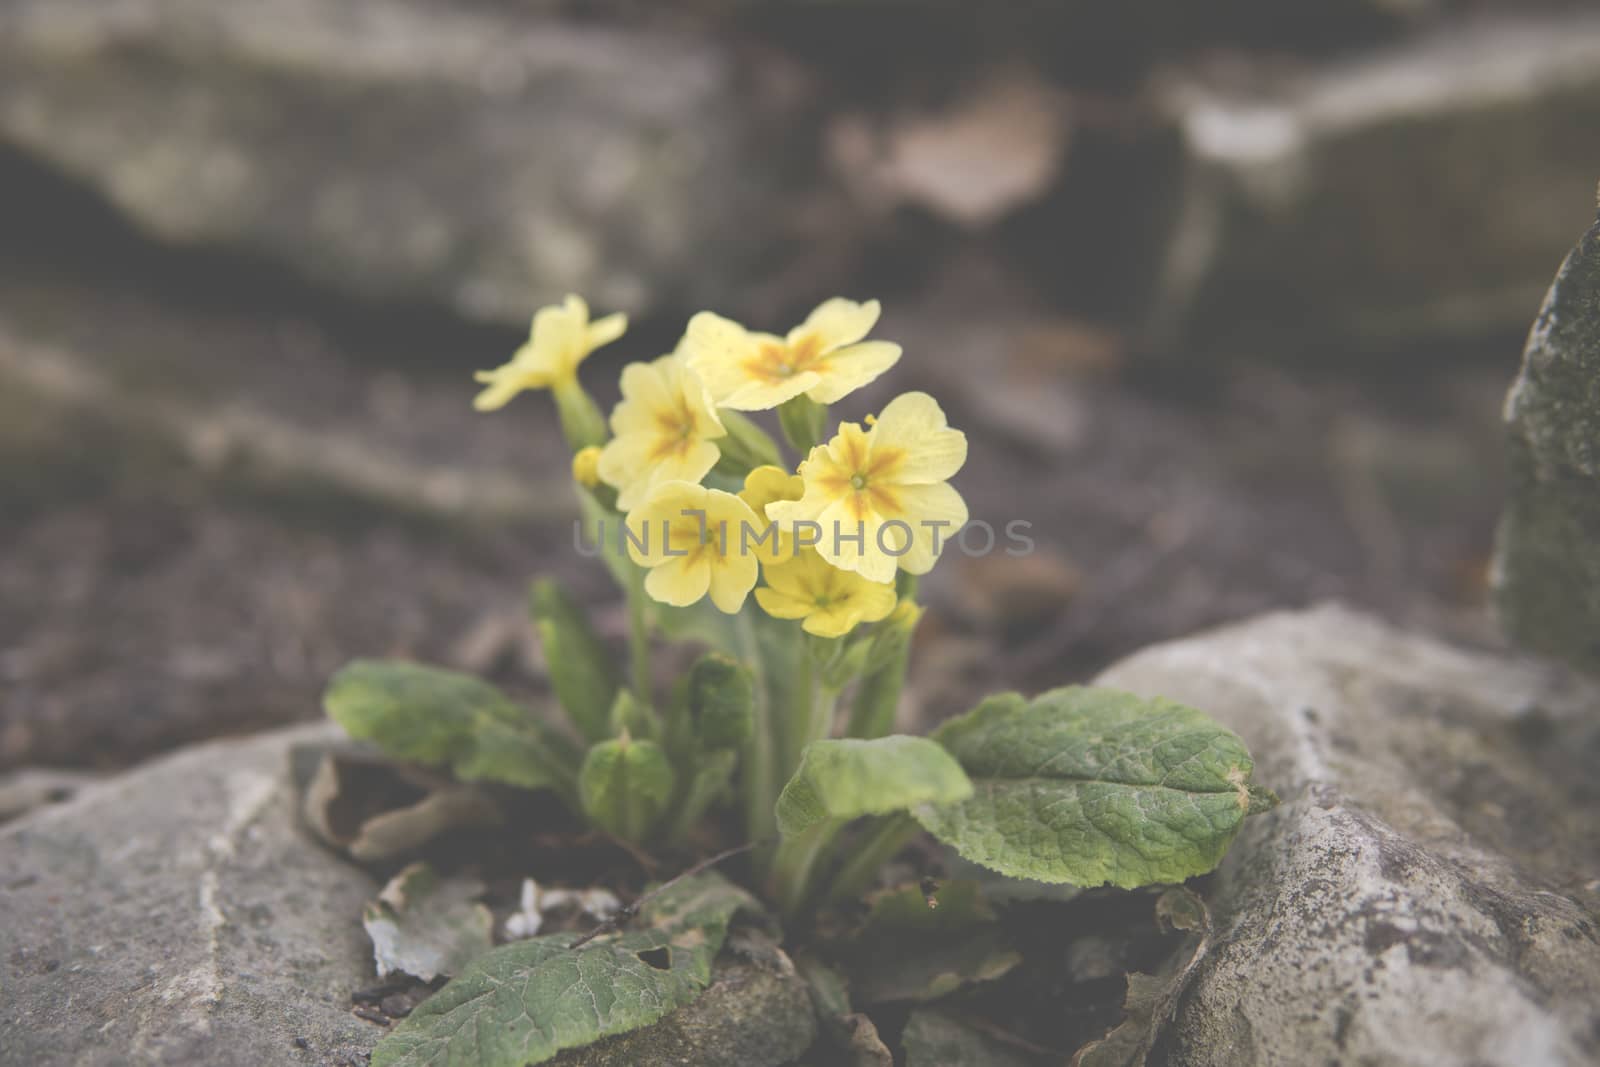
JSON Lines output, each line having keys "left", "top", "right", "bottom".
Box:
{"left": 322, "top": 295, "right": 1277, "bottom": 1066}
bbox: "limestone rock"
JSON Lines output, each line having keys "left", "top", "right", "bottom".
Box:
{"left": 1096, "top": 604, "right": 1600, "bottom": 1067}
{"left": 1494, "top": 209, "right": 1600, "bottom": 675}
{"left": 0, "top": 723, "right": 382, "bottom": 1065}
{"left": 0, "top": 724, "right": 821, "bottom": 1065}
{"left": 0, "top": 0, "right": 811, "bottom": 324}
{"left": 1147, "top": 15, "right": 1600, "bottom": 355}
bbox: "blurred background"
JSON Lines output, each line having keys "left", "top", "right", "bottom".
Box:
{"left": 2, "top": 0, "right": 1597, "bottom": 774}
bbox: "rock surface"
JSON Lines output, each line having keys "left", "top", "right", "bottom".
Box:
{"left": 1147, "top": 15, "right": 1600, "bottom": 356}
{"left": 0, "top": 0, "right": 814, "bottom": 324}
{"left": 0, "top": 723, "right": 820, "bottom": 1065}
{"left": 1494, "top": 209, "right": 1600, "bottom": 676}
{"left": 0, "top": 723, "right": 381, "bottom": 1065}
{"left": 1097, "top": 604, "right": 1600, "bottom": 1067}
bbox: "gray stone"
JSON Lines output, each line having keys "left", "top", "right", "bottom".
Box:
{"left": 0, "top": 723, "right": 383, "bottom": 1065}
{"left": 0, "top": 0, "right": 813, "bottom": 325}
{"left": 1494, "top": 209, "right": 1600, "bottom": 675}
{"left": 0, "top": 724, "right": 821, "bottom": 1065}
{"left": 1096, "top": 604, "right": 1600, "bottom": 1067}
{"left": 1146, "top": 15, "right": 1600, "bottom": 356}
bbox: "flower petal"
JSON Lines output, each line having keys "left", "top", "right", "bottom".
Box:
{"left": 585, "top": 312, "right": 628, "bottom": 350}
{"left": 722, "top": 371, "right": 821, "bottom": 412}
{"left": 706, "top": 550, "right": 759, "bottom": 613}
{"left": 645, "top": 554, "right": 711, "bottom": 607}
{"left": 889, "top": 481, "right": 969, "bottom": 575}
{"left": 868, "top": 392, "right": 967, "bottom": 484}
{"left": 613, "top": 439, "right": 722, "bottom": 512}
{"left": 806, "top": 340, "right": 902, "bottom": 405}
{"left": 788, "top": 298, "right": 881, "bottom": 353}
{"left": 815, "top": 498, "right": 897, "bottom": 584}
{"left": 682, "top": 312, "right": 759, "bottom": 406}
{"left": 755, "top": 586, "right": 815, "bottom": 620}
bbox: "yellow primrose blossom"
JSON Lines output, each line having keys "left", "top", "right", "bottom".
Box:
{"left": 571, "top": 446, "right": 603, "bottom": 489}
{"left": 473, "top": 295, "right": 626, "bottom": 411}
{"left": 624, "top": 482, "right": 762, "bottom": 613}
{"left": 683, "top": 298, "right": 901, "bottom": 411}
{"left": 598, "top": 353, "right": 726, "bottom": 511}
{"left": 755, "top": 549, "right": 897, "bottom": 638}
{"left": 738, "top": 465, "right": 804, "bottom": 564}
{"left": 767, "top": 391, "right": 967, "bottom": 584}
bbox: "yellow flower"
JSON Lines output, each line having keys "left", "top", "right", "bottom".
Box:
{"left": 767, "top": 392, "right": 967, "bottom": 584}
{"left": 473, "top": 295, "right": 626, "bottom": 411}
{"left": 755, "top": 549, "right": 897, "bottom": 638}
{"left": 597, "top": 353, "right": 726, "bottom": 511}
{"left": 737, "top": 465, "right": 804, "bottom": 564}
{"left": 682, "top": 298, "right": 901, "bottom": 411}
{"left": 624, "top": 482, "right": 762, "bottom": 613}
{"left": 571, "top": 446, "right": 603, "bottom": 488}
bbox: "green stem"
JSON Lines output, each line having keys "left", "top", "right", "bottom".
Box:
{"left": 780, "top": 646, "right": 841, "bottom": 786}
{"left": 823, "top": 813, "right": 920, "bottom": 903}
{"left": 627, "top": 582, "right": 652, "bottom": 705}
{"left": 737, "top": 614, "right": 778, "bottom": 849}
{"left": 844, "top": 642, "right": 907, "bottom": 739}
{"left": 551, "top": 377, "right": 608, "bottom": 452}
{"left": 665, "top": 751, "right": 736, "bottom": 845}
{"left": 770, "top": 820, "right": 841, "bottom": 921}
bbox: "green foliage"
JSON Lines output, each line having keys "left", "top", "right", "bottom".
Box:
{"left": 579, "top": 735, "right": 676, "bottom": 842}
{"left": 684, "top": 652, "right": 754, "bottom": 751}
{"left": 324, "top": 660, "right": 577, "bottom": 796}
{"left": 714, "top": 409, "right": 784, "bottom": 474}
{"left": 917, "top": 686, "right": 1273, "bottom": 887}
{"left": 777, "top": 393, "right": 828, "bottom": 454}
{"left": 530, "top": 578, "right": 617, "bottom": 743}
{"left": 370, "top": 873, "right": 757, "bottom": 1067}
{"left": 776, "top": 736, "right": 972, "bottom": 835}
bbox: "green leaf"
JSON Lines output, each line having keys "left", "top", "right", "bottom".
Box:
{"left": 607, "top": 687, "right": 660, "bottom": 742}
{"left": 579, "top": 735, "right": 676, "bottom": 842}
{"left": 777, "top": 394, "right": 828, "bottom": 454}
{"left": 665, "top": 749, "right": 737, "bottom": 844}
{"left": 325, "top": 660, "right": 577, "bottom": 796}
{"left": 917, "top": 686, "right": 1267, "bottom": 888}
{"left": 362, "top": 862, "right": 494, "bottom": 983}
{"left": 530, "top": 578, "right": 618, "bottom": 743}
{"left": 713, "top": 409, "right": 784, "bottom": 475}
{"left": 371, "top": 872, "right": 758, "bottom": 1067}
{"left": 775, "top": 736, "right": 973, "bottom": 836}
{"left": 685, "top": 653, "right": 754, "bottom": 751}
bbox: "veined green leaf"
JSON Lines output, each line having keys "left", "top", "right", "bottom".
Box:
{"left": 370, "top": 873, "right": 759, "bottom": 1067}
{"left": 918, "top": 686, "right": 1271, "bottom": 888}
{"left": 579, "top": 735, "right": 675, "bottom": 842}
{"left": 325, "top": 660, "right": 577, "bottom": 796}
{"left": 776, "top": 736, "right": 973, "bottom": 836}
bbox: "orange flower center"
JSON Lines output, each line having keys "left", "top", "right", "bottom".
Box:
{"left": 818, "top": 426, "right": 906, "bottom": 522}
{"left": 650, "top": 402, "right": 698, "bottom": 461}
{"left": 744, "top": 333, "right": 826, "bottom": 383}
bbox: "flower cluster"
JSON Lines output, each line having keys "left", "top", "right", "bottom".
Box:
{"left": 473, "top": 296, "right": 968, "bottom": 638}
